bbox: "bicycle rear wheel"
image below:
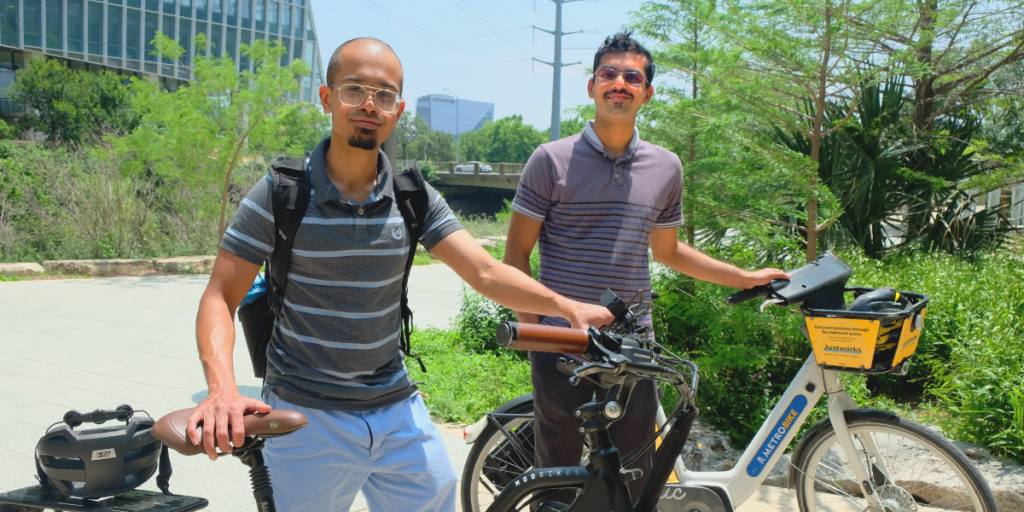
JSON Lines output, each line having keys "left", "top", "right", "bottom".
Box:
{"left": 461, "top": 400, "right": 537, "bottom": 512}
{"left": 793, "top": 411, "right": 998, "bottom": 512}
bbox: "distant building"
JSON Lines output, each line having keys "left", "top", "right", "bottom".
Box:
{"left": 417, "top": 94, "right": 494, "bottom": 135}
{"left": 0, "top": 0, "right": 325, "bottom": 116}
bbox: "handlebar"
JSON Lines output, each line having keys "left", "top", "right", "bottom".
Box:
{"left": 725, "top": 285, "right": 770, "bottom": 306}
{"left": 495, "top": 322, "right": 591, "bottom": 354}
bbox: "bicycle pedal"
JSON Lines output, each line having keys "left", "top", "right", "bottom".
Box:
{"left": 620, "top": 468, "right": 643, "bottom": 483}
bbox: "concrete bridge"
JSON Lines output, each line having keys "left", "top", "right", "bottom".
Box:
{"left": 406, "top": 161, "right": 524, "bottom": 216}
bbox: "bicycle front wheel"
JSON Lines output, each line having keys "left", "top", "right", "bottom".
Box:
{"left": 794, "top": 411, "right": 998, "bottom": 512}
{"left": 461, "top": 400, "right": 537, "bottom": 512}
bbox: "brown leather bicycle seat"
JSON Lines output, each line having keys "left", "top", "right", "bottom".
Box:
{"left": 153, "top": 408, "right": 308, "bottom": 456}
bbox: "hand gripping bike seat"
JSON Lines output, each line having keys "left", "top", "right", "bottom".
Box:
{"left": 153, "top": 408, "right": 308, "bottom": 456}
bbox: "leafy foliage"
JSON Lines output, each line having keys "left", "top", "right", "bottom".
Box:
{"left": 9, "top": 58, "right": 138, "bottom": 145}
{"left": 114, "top": 34, "right": 310, "bottom": 240}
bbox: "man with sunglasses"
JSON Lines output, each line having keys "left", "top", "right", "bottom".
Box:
{"left": 504, "top": 31, "right": 788, "bottom": 509}
{"left": 190, "top": 37, "right": 613, "bottom": 512}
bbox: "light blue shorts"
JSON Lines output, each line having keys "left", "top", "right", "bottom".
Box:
{"left": 263, "top": 392, "right": 457, "bottom": 511}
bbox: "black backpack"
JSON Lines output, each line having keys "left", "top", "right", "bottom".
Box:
{"left": 237, "top": 157, "right": 431, "bottom": 379}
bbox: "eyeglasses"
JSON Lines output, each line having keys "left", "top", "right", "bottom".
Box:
{"left": 328, "top": 83, "right": 402, "bottom": 113}
{"left": 594, "top": 67, "right": 647, "bottom": 87}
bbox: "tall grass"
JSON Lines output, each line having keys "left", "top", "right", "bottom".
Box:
{"left": 0, "top": 141, "right": 266, "bottom": 262}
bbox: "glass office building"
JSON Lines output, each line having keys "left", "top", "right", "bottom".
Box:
{"left": 0, "top": 0, "right": 324, "bottom": 114}
{"left": 417, "top": 94, "right": 494, "bottom": 136}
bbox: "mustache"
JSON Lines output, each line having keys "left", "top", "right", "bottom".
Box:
{"left": 604, "top": 89, "right": 633, "bottom": 99}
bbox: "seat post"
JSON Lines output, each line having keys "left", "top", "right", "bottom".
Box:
{"left": 233, "top": 437, "right": 277, "bottom": 512}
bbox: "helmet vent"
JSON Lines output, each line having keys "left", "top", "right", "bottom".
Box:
{"left": 42, "top": 455, "right": 84, "bottom": 470}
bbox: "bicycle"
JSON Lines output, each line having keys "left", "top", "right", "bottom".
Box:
{"left": 461, "top": 252, "right": 999, "bottom": 512}
{"left": 0, "top": 406, "right": 308, "bottom": 512}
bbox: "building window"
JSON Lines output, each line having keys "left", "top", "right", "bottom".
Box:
{"left": 0, "top": 0, "right": 17, "bottom": 47}
{"left": 68, "top": 0, "right": 85, "bottom": 52}
{"left": 225, "top": 25, "right": 235, "bottom": 59}
{"left": 45, "top": 0, "right": 63, "bottom": 50}
{"left": 292, "top": 33, "right": 301, "bottom": 63}
{"left": 254, "top": 0, "right": 261, "bottom": 20}
{"left": 195, "top": 20, "right": 206, "bottom": 55}
{"left": 144, "top": 11, "right": 158, "bottom": 61}
{"left": 88, "top": 1, "right": 104, "bottom": 54}
{"left": 127, "top": 8, "right": 142, "bottom": 60}
{"left": 163, "top": 0, "right": 173, "bottom": 14}
{"left": 278, "top": 35, "right": 288, "bottom": 65}
{"left": 146, "top": 0, "right": 158, "bottom": 10}
{"left": 178, "top": 17, "right": 191, "bottom": 64}
{"left": 23, "top": 0, "right": 42, "bottom": 48}
{"left": 161, "top": 12, "right": 174, "bottom": 62}
{"left": 239, "top": 28, "right": 249, "bottom": 70}
{"left": 107, "top": 4, "right": 123, "bottom": 57}
{"left": 210, "top": 22, "right": 221, "bottom": 55}
{"left": 267, "top": 0, "right": 276, "bottom": 33}
{"left": 279, "top": 3, "right": 288, "bottom": 35}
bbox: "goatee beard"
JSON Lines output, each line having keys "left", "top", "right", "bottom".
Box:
{"left": 348, "top": 128, "right": 378, "bottom": 150}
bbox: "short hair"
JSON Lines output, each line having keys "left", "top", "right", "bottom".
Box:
{"left": 325, "top": 37, "right": 404, "bottom": 93}
{"left": 592, "top": 30, "right": 655, "bottom": 86}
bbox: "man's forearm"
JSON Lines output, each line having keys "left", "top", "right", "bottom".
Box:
{"left": 472, "top": 257, "right": 575, "bottom": 321}
{"left": 502, "top": 248, "right": 541, "bottom": 323}
{"left": 655, "top": 241, "right": 750, "bottom": 288}
{"left": 195, "top": 292, "right": 240, "bottom": 395}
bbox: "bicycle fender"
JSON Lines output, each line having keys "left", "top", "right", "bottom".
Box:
{"left": 466, "top": 394, "right": 534, "bottom": 444}
{"left": 657, "top": 485, "right": 729, "bottom": 512}
{"left": 485, "top": 466, "right": 588, "bottom": 512}
{"left": 787, "top": 408, "right": 898, "bottom": 489}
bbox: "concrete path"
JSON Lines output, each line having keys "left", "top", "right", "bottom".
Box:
{"left": 0, "top": 265, "right": 808, "bottom": 511}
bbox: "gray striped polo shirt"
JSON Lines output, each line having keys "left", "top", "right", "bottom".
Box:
{"left": 512, "top": 120, "right": 683, "bottom": 330}
{"left": 221, "top": 136, "right": 463, "bottom": 412}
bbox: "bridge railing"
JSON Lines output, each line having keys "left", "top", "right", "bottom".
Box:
{"left": 432, "top": 161, "right": 526, "bottom": 176}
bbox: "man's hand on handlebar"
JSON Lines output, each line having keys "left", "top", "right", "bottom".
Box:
{"left": 740, "top": 268, "right": 790, "bottom": 288}
{"left": 187, "top": 389, "right": 272, "bottom": 460}
{"left": 565, "top": 301, "right": 615, "bottom": 330}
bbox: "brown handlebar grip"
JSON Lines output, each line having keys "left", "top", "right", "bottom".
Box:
{"left": 496, "top": 322, "right": 591, "bottom": 354}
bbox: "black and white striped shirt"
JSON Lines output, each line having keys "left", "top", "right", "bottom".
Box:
{"left": 221, "top": 136, "right": 463, "bottom": 411}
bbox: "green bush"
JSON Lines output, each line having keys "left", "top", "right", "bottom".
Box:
{"left": 651, "top": 248, "right": 1024, "bottom": 462}
{"left": 409, "top": 327, "right": 532, "bottom": 423}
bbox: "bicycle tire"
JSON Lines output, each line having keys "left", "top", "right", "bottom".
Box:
{"left": 793, "top": 411, "right": 998, "bottom": 512}
{"left": 461, "top": 400, "right": 537, "bottom": 512}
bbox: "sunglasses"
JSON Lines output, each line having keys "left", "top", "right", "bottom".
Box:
{"left": 329, "top": 83, "right": 402, "bottom": 113}
{"left": 594, "top": 67, "right": 647, "bottom": 87}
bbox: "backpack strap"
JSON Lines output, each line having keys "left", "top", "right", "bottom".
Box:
{"left": 393, "top": 164, "right": 431, "bottom": 373}
{"left": 267, "top": 158, "right": 311, "bottom": 318}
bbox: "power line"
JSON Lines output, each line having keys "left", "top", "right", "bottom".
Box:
{"left": 450, "top": 0, "right": 537, "bottom": 58}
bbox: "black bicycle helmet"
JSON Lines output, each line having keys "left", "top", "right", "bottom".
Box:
{"left": 35, "top": 405, "right": 163, "bottom": 499}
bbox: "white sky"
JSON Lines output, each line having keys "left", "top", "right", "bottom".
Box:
{"left": 308, "top": 0, "right": 650, "bottom": 131}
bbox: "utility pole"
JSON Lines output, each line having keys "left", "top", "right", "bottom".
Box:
{"left": 534, "top": 0, "right": 581, "bottom": 142}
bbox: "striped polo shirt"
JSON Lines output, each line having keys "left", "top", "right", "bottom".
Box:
{"left": 221, "top": 136, "right": 463, "bottom": 412}
{"left": 512, "top": 120, "right": 683, "bottom": 330}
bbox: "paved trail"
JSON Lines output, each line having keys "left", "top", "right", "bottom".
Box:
{"left": 1, "top": 265, "right": 811, "bottom": 511}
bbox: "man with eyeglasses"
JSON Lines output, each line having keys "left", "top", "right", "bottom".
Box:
{"left": 504, "top": 31, "right": 788, "bottom": 510}
{"left": 189, "top": 37, "right": 613, "bottom": 511}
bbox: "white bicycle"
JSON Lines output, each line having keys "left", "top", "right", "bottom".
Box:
{"left": 461, "top": 253, "right": 999, "bottom": 512}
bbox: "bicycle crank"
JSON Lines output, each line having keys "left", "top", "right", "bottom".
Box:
{"left": 657, "top": 485, "right": 728, "bottom": 512}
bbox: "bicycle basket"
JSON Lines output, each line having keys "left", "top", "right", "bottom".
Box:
{"left": 802, "top": 288, "right": 928, "bottom": 374}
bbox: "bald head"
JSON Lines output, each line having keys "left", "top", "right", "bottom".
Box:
{"left": 326, "top": 38, "right": 404, "bottom": 94}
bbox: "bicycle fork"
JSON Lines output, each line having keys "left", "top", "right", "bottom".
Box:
{"left": 823, "top": 369, "right": 888, "bottom": 511}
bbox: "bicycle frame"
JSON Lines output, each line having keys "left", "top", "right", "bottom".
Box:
{"left": 483, "top": 352, "right": 890, "bottom": 512}
{"left": 663, "top": 352, "right": 887, "bottom": 510}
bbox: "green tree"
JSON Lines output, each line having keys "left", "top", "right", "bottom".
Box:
{"left": 486, "top": 115, "right": 545, "bottom": 164}
{"left": 9, "top": 57, "right": 138, "bottom": 145}
{"left": 114, "top": 34, "right": 310, "bottom": 240}
{"left": 559, "top": 117, "right": 587, "bottom": 139}
{"left": 635, "top": 0, "right": 912, "bottom": 262}
{"left": 408, "top": 118, "right": 456, "bottom": 162}
{"left": 275, "top": 103, "right": 331, "bottom": 157}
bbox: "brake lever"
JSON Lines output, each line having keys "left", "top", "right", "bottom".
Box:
{"left": 760, "top": 298, "right": 785, "bottom": 312}
{"left": 569, "top": 360, "right": 619, "bottom": 386}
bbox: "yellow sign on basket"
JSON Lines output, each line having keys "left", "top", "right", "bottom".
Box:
{"left": 893, "top": 308, "right": 926, "bottom": 366}
{"left": 806, "top": 317, "right": 880, "bottom": 369}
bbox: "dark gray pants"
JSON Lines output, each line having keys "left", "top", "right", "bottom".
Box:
{"left": 530, "top": 351, "right": 659, "bottom": 512}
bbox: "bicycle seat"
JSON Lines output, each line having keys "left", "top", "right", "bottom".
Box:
{"left": 153, "top": 408, "right": 308, "bottom": 456}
